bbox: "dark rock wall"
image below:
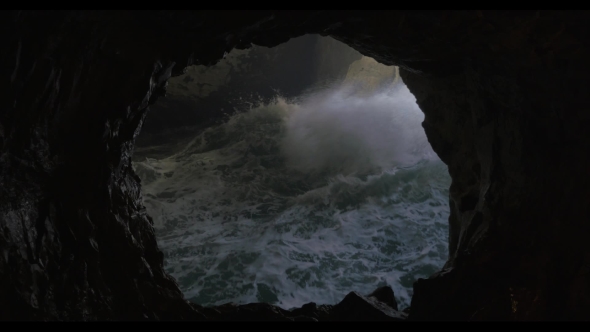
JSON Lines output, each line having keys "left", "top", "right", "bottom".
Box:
{"left": 1, "top": 10, "right": 589, "bottom": 320}
{"left": 0, "top": 11, "right": 202, "bottom": 320}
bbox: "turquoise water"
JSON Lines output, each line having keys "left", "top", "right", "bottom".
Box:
{"left": 134, "top": 82, "right": 451, "bottom": 310}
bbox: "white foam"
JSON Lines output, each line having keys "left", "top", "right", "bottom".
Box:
{"left": 134, "top": 80, "right": 451, "bottom": 310}
{"left": 281, "top": 83, "right": 437, "bottom": 175}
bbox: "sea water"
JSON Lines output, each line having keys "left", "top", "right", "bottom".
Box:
{"left": 134, "top": 81, "right": 451, "bottom": 310}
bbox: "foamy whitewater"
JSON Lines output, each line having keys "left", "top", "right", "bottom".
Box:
{"left": 134, "top": 81, "right": 451, "bottom": 310}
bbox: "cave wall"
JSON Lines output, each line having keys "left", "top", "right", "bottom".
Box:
{"left": 1, "top": 10, "right": 590, "bottom": 320}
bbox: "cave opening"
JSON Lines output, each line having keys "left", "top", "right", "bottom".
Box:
{"left": 5, "top": 11, "right": 590, "bottom": 321}
{"left": 132, "top": 34, "right": 451, "bottom": 310}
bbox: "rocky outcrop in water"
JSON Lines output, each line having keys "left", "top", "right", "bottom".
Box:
{"left": 1, "top": 10, "right": 590, "bottom": 320}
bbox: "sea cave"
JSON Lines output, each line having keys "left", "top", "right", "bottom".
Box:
{"left": 1, "top": 10, "right": 590, "bottom": 321}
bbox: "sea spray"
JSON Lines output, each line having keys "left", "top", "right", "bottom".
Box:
{"left": 134, "top": 80, "right": 451, "bottom": 310}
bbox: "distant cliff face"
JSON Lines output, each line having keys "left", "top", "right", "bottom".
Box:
{"left": 1, "top": 10, "right": 590, "bottom": 321}
{"left": 341, "top": 56, "right": 400, "bottom": 95}
{"left": 167, "top": 48, "right": 253, "bottom": 100}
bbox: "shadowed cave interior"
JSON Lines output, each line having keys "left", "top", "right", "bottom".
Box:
{"left": 2, "top": 10, "right": 590, "bottom": 321}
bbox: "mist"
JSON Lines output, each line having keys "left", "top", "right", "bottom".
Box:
{"left": 281, "top": 82, "right": 438, "bottom": 176}
{"left": 133, "top": 37, "right": 450, "bottom": 311}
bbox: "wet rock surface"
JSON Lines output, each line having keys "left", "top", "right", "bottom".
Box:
{"left": 199, "top": 286, "right": 405, "bottom": 321}
{"left": 367, "top": 286, "right": 398, "bottom": 311}
{"left": 1, "top": 10, "right": 590, "bottom": 320}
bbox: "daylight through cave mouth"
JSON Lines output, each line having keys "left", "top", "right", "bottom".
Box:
{"left": 132, "top": 35, "right": 451, "bottom": 310}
